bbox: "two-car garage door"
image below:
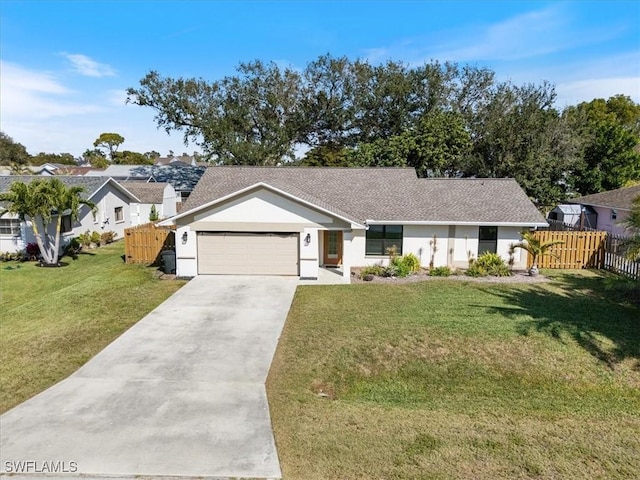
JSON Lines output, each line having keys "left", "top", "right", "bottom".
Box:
{"left": 197, "top": 232, "right": 299, "bottom": 275}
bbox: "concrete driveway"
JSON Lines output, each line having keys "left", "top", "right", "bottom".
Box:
{"left": 0, "top": 275, "right": 298, "bottom": 479}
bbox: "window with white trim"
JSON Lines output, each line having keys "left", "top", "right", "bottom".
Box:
{"left": 366, "top": 225, "right": 403, "bottom": 255}
{"left": 114, "top": 206, "right": 124, "bottom": 223}
{"left": 0, "top": 219, "right": 21, "bottom": 236}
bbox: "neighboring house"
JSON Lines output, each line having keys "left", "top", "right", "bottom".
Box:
{"left": 85, "top": 164, "right": 205, "bottom": 203}
{"left": 569, "top": 184, "right": 640, "bottom": 236}
{"left": 0, "top": 163, "right": 63, "bottom": 176}
{"left": 154, "top": 156, "right": 197, "bottom": 166}
{"left": 159, "top": 167, "right": 547, "bottom": 281}
{"left": 547, "top": 204, "right": 598, "bottom": 229}
{"left": 119, "top": 181, "right": 177, "bottom": 225}
{"left": 0, "top": 176, "right": 139, "bottom": 253}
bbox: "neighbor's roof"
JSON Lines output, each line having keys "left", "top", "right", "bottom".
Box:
{"left": 570, "top": 184, "right": 640, "bottom": 211}
{"left": 0, "top": 175, "right": 139, "bottom": 202}
{"left": 177, "top": 166, "right": 547, "bottom": 226}
{"left": 86, "top": 164, "right": 205, "bottom": 192}
{"left": 119, "top": 181, "right": 170, "bottom": 204}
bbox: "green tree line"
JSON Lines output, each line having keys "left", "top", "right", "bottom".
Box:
{"left": 126, "top": 55, "right": 640, "bottom": 206}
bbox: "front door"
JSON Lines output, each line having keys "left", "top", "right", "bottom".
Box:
{"left": 323, "top": 230, "right": 343, "bottom": 266}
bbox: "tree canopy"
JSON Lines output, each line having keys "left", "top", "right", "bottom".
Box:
{"left": 93, "top": 133, "right": 125, "bottom": 161}
{"left": 127, "top": 55, "right": 639, "bottom": 206}
{"left": 0, "top": 178, "right": 95, "bottom": 265}
{"left": 0, "top": 132, "right": 30, "bottom": 166}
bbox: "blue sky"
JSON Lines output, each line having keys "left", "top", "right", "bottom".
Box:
{"left": 1, "top": 0, "right": 639, "bottom": 157}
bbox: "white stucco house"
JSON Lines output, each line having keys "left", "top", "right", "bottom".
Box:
{"left": 119, "top": 181, "right": 177, "bottom": 225}
{"left": 569, "top": 184, "right": 640, "bottom": 236}
{"left": 159, "top": 167, "right": 548, "bottom": 282}
{"left": 0, "top": 176, "right": 138, "bottom": 253}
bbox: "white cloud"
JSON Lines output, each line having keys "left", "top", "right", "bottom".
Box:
{"left": 434, "top": 5, "right": 576, "bottom": 62}
{"left": 61, "top": 52, "right": 116, "bottom": 77}
{"left": 556, "top": 77, "right": 640, "bottom": 107}
{"left": 364, "top": 4, "right": 621, "bottom": 66}
{"left": 0, "top": 61, "right": 103, "bottom": 120}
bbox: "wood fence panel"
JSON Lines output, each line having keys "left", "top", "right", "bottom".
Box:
{"left": 528, "top": 231, "right": 607, "bottom": 269}
{"left": 124, "top": 223, "right": 175, "bottom": 264}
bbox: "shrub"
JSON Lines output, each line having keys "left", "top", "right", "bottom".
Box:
{"left": 466, "top": 252, "right": 511, "bottom": 277}
{"left": 360, "top": 264, "right": 385, "bottom": 278}
{"left": 25, "top": 242, "right": 40, "bottom": 260}
{"left": 430, "top": 266, "right": 452, "bottom": 277}
{"left": 90, "top": 231, "right": 101, "bottom": 246}
{"left": 400, "top": 253, "right": 421, "bottom": 272}
{"left": 63, "top": 238, "right": 82, "bottom": 259}
{"left": 149, "top": 204, "right": 159, "bottom": 222}
{"left": 0, "top": 251, "right": 24, "bottom": 262}
{"left": 386, "top": 257, "right": 411, "bottom": 277}
{"left": 100, "top": 231, "right": 116, "bottom": 245}
{"left": 78, "top": 231, "right": 91, "bottom": 247}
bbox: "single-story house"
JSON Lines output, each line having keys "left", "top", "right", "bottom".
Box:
{"left": 0, "top": 176, "right": 138, "bottom": 253}
{"left": 159, "top": 167, "right": 548, "bottom": 282}
{"left": 119, "top": 181, "right": 177, "bottom": 225}
{"left": 569, "top": 184, "right": 640, "bottom": 236}
{"left": 85, "top": 164, "right": 205, "bottom": 203}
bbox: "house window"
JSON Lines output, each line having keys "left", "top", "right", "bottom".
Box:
{"left": 114, "top": 206, "right": 124, "bottom": 223}
{"left": 611, "top": 209, "right": 617, "bottom": 220}
{"left": 366, "top": 225, "right": 403, "bottom": 255}
{"left": 0, "top": 219, "right": 21, "bottom": 236}
{"left": 478, "top": 226, "right": 498, "bottom": 255}
{"left": 61, "top": 215, "right": 73, "bottom": 233}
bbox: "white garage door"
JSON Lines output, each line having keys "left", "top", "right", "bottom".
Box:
{"left": 197, "top": 232, "right": 299, "bottom": 275}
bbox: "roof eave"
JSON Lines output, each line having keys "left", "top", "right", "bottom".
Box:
{"left": 159, "top": 182, "right": 365, "bottom": 228}
{"left": 365, "top": 220, "right": 549, "bottom": 227}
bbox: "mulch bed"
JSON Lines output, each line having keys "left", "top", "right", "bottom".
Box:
{"left": 350, "top": 267, "right": 550, "bottom": 284}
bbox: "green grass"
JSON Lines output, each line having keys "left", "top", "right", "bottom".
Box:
{"left": 267, "top": 270, "right": 640, "bottom": 479}
{"left": 0, "top": 242, "right": 185, "bottom": 413}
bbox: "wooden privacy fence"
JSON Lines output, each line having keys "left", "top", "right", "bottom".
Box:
{"left": 124, "top": 222, "right": 175, "bottom": 264}
{"left": 527, "top": 231, "right": 607, "bottom": 269}
{"left": 527, "top": 230, "right": 639, "bottom": 280}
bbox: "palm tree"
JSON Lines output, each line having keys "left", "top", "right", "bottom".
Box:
{"left": 0, "top": 178, "right": 96, "bottom": 266}
{"left": 513, "top": 231, "right": 564, "bottom": 275}
{"left": 621, "top": 196, "right": 640, "bottom": 261}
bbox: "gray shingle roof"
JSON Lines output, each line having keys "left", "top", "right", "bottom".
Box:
{"left": 570, "top": 185, "right": 640, "bottom": 211}
{"left": 86, "top": 164, "right": 205, "bottom": 192}
{"left": 119, "top": 181, "right": 168, "bottom": 204}
{"left": 179, "top": 167, "right": 546, "bottom": 225}
{"left": 0, "top": 175, "right": 127, "bottom": 201}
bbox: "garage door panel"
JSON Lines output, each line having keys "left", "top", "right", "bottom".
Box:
{"left": 197, "top": 232, "right": 299, "bottom": 275}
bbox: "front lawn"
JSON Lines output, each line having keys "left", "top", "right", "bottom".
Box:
{"left": 267, "top": 271, "right": 640, "bottom": 479}
{"left": 0, "top": 242, "right": 185, "bottom": 413}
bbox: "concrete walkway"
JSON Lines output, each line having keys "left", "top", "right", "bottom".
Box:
{"left": 0, "top": 276, "right": 298, "bottom": 479}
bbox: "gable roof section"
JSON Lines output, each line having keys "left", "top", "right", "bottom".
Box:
{"left": 0, "top": 175, "right": 139, "bottom": 203}
{"left": 176, "top": 167, "right": 546, "bottom": 226}
{"left": 570, "top": 184, "right": 640, "bottom": 211}
{"left": 119, "top": 181, "right": 169, "bottom": 204}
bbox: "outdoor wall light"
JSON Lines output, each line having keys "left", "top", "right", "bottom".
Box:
{"left": 182, "top": 232, "right": 188, "bottom": 244}
{"left": 304, "top": 233, "right": 311, "bottom": 245}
